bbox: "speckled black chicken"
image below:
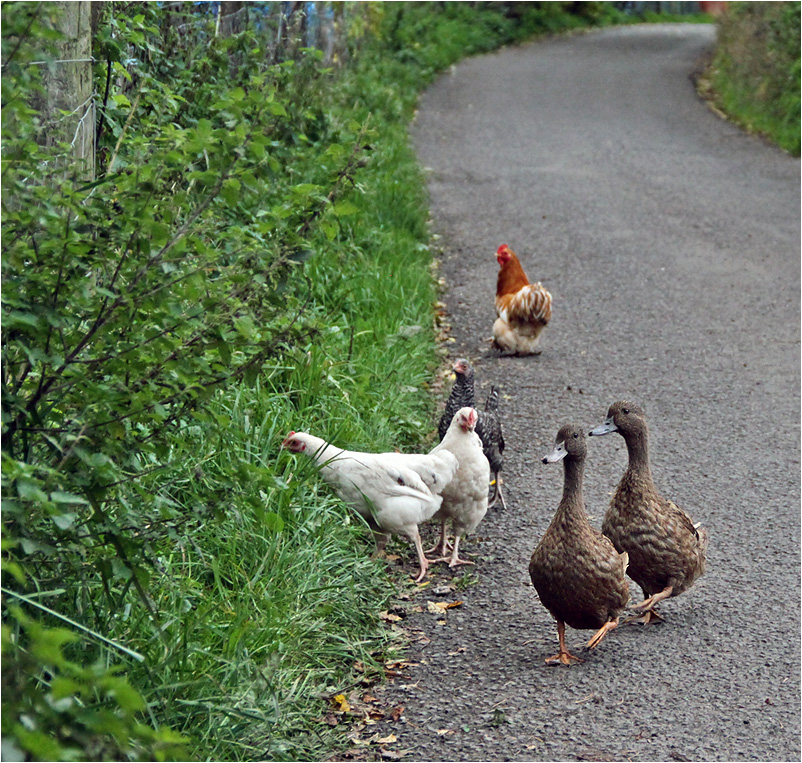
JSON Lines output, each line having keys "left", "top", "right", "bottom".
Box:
{"left": 529, "top": 424, "right": 630, "bottom": 665}
{"left": 589, "top": 401, "right": 709, "bottom": 624}
{"left": 438, "top": 359, "right": 475, "bottom": 441}
{"left": 438, "top": 359, "right": 507, "bottom": 509}
{"left": 478, "top": 385, "right": 506, "bottom": 510}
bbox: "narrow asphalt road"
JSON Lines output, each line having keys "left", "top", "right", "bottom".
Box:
{"left": 369, "top": 24, "right": 800, "bottom": 763}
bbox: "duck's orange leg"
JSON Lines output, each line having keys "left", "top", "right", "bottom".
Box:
{"left": 587, "top": 617, "right": 619, "bottom": 649}
{"left": 626, "top": 585, "right": 673, "bottom": 624}
{"left": 545, "top": 621, "right": 583, "bottom": 666}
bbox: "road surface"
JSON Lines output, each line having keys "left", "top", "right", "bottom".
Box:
{"left": 369, "top": 23, "right": 800, "bottom": 763}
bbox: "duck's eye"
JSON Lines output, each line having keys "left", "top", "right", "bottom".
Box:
{"left": 622, "top": 408, "right": 630, "bottom": 415}
{"left": 573, "top": 432, "right": 579, "bottom": 438}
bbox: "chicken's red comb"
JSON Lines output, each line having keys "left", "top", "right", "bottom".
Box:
{"left": 496, "top": 244, "right": 509, "bottom": 255}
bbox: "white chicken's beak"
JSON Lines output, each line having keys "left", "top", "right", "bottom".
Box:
{"left": 542, "top": 441, "right": 568, "bottom": 464}
{"left": 589, "top": 416, "right": 617, "bottom": 437}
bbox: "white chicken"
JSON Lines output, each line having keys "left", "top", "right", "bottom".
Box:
{"left": 427, "top": 406, "right": 490, "bottom": 568}
{"left": 281, "top": 431, "right": 458, "bottom": 583}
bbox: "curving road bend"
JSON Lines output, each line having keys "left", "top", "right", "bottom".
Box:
{"left": 368, "top": 24, "right": 800, "bottom": 763}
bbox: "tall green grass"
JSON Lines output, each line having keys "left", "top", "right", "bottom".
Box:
{"left": 102, "top": 136, "right": 443, "bottom": 760}
{"left": 96, "top": 68, "right": 447, "bottom": 761}
{"left": 134, "top": 377, "right": 397, "bottom": 760}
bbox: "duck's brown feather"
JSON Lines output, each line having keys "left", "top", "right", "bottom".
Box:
{"left": 530, "top": 515, "right": 629, "bottom": 631}
{"left": 603, "top": 471, "right": 707, "bottom": 598}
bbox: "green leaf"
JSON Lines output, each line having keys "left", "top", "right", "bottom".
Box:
{"left": 51, "top": 513, "right": 78, "bottom": 531}
{"left": 233, "top": 315, "right": 255, "bottom": 339}
{"left": 16, "top": 479, "right": 47, "bottom": 503}
{"left": 216, "top": 341, "right": 232, "bottom": 365}
{"left": 50, "top": 491, "right": 89, "bottom": 505}
{"left": 1, "top": 560, "right": 26, "bottom": 585}
{"left": 332, "top": 200, "right": 359, "bottom": 217}
{"left": 262, "top": 512, "right": 285, "bottom": 533}
{"left": 5, "top": 311, "right": 40, "bottom": 330}
{"left": 111, "top": 558, "right": 132, "bottom": 581}
{"left": 320, "top": 217, "right": 339, "bottom": 241}
{"left": 13, "top": 727, "right": 64, "bottom": 762}
{"left": 50, "top": 675, "right": 83, "bottom": 701}
{"left": 290, "top": 183, "right": 322, "bottom": 197}
{"left": 221, "top": 178, "right": 241, "bottom": 205}
{"left": 102, "top": 676, "right": 146, "bottom": 713}
{"left": 29, "top": 626, "right": 79, "bottom": 666}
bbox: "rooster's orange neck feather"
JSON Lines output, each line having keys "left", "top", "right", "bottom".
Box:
{"left": 497, "top": 252, "right": 530, "bottom": 296}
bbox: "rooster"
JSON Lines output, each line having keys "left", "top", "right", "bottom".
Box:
{"left": 493, "top": 244, "right": 552, "bottom": 355}
{"left": 438, "top": 358, "right": 507, "bottom": 509}
{"left": 281, "top": 432, "right": 458, "bottom": 583}
{"left": 427, "top": 406, "right": 490, "bottom": 568}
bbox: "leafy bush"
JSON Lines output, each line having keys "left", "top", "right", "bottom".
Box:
{"left": 709, "top": 2, "right": 801, "bottom": 154}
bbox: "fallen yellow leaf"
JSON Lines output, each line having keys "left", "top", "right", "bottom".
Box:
{"left": 331, "top": 693, "right": 351, "bottom": 713}
{"left": 385, "top": 660, "right": 417, "bottom": 669}
{"left": 427, "top": 600, "right": 463, "bottom": 613}
{"left": 377, "top": 733, "right": 397, "bottom": 745}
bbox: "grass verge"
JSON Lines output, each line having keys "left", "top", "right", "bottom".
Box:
{"left": 704, "top": 2, "right": 800, "bottom": 155}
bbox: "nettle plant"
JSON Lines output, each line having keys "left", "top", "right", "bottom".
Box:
{"left": 2, "top": 3, "right": 370, "bottom": 758}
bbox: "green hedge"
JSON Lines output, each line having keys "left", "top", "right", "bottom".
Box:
{"left": 710, "top": 2, "right": 801, "bottom": 154}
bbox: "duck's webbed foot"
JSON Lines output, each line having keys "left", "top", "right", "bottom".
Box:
{"left": 623, "top": 608, "right": 665, "bottom": 625}
{"left": 626, "top": 586, "right": 673, "bottom": 624}
{"left": 545, "top": 650, "right": 584, "bottom": 666}
{"left": 545, "top": 621, "right": 584, "bottom": 666}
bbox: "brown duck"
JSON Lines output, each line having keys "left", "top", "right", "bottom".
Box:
{"left": 529, "top": 424, "right": 630, "bottom": 665}
{"left": 589, "top": 401, "right": 709, "bottom": 623}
